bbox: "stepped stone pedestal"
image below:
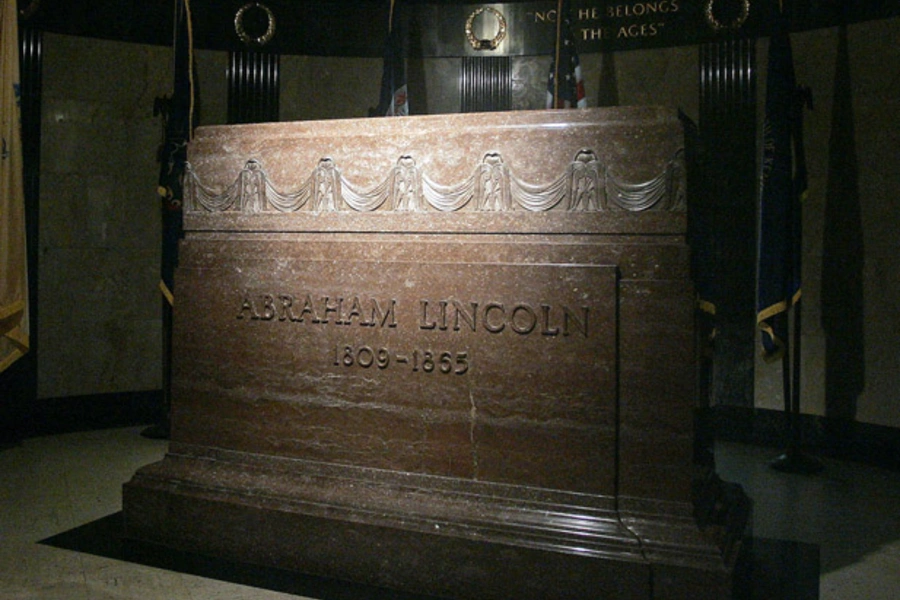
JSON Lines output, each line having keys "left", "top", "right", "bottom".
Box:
{"left": 123, "top": 107, "right": 749, "bottom": 599}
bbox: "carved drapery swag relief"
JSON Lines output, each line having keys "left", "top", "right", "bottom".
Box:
{"left": 185, "top": 148, "right": 686, "bottom": 214}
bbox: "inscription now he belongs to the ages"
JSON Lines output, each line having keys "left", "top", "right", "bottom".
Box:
{"left": 237, "top": 294, "right": 591, "bottom": 374}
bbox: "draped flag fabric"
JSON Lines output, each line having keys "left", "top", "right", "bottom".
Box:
{"left": 756, "top": 21, "right": 806, "bottom": 360}
{"left": 157, "top": 0, "right": 194, "bottom": 306}
{"left": 546, "top": 0, "right": 586, "bottom": 109}
{"left": 1, "top": 0, "right": 30, "bottom": 373}
{"left": 375, "top": 0, "right": 407, "bottom": 117}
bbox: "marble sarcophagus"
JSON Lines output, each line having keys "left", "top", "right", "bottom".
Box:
{"left": 123, "top": 107, "right": 748, "bottom": 599}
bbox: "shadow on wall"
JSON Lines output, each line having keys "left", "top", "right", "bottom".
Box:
{"left": 821, "top": 23, "right": 865, "bottom": 438}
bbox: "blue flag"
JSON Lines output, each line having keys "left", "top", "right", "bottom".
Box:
{"left": 756, "top": 22, "right": 807, "bottom": 360}
{"left": 375, "top": 0, "right": 407, "bottom": 117}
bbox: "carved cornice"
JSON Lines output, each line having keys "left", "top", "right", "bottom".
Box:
{"left": 185, "top": 149, "right": 686, "bottom": 214}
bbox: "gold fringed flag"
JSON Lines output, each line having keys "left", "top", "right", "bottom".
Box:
{"left": 756, "top": 20, "right": 807, "bottom": 360}
{"left": 1, "top": 0, "right": 30, "bottom": 373}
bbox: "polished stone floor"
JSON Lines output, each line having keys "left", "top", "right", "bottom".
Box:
{"left": 1, "top": 426, "right": 898, "bottom": 599}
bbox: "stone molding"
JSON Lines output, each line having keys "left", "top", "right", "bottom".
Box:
{"left": 185, "top": 148, "right": 686, "bottom": 214}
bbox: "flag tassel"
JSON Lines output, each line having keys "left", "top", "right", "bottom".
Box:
{"left": 770, "top": 85, "right": 820, "bottom": 474}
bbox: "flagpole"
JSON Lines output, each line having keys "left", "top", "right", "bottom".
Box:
{"left": 388, "top": 0, "right": 395, "bottom": 34}
{"left": 759, "top": 3, "right": 821, "bottom": 473}
{"left": 771, "top": 87, "right": 822, "bottom": 475}
{"left": 792, "top": 298, "right": 802, "bottom": 431}
{"left": 553, "top": 0, "right": 563, "bottom": 107}
{"left": 771, "top": 301, "right": 821, "bottom": 473}
{"left": 144, "top": 0, "right": 194, "bottom": 440}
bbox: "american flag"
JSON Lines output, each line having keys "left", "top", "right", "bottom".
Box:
{"left": 546, "top": 0, "right": 586, "bottom": 109}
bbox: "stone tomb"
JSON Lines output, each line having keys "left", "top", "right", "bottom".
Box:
{"left": 123, "top": 107, "right": 748, "bottom": 599}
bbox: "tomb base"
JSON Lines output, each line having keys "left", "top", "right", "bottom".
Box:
{"left": 124, "top": 107, "right": 749, "bottom": 599}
